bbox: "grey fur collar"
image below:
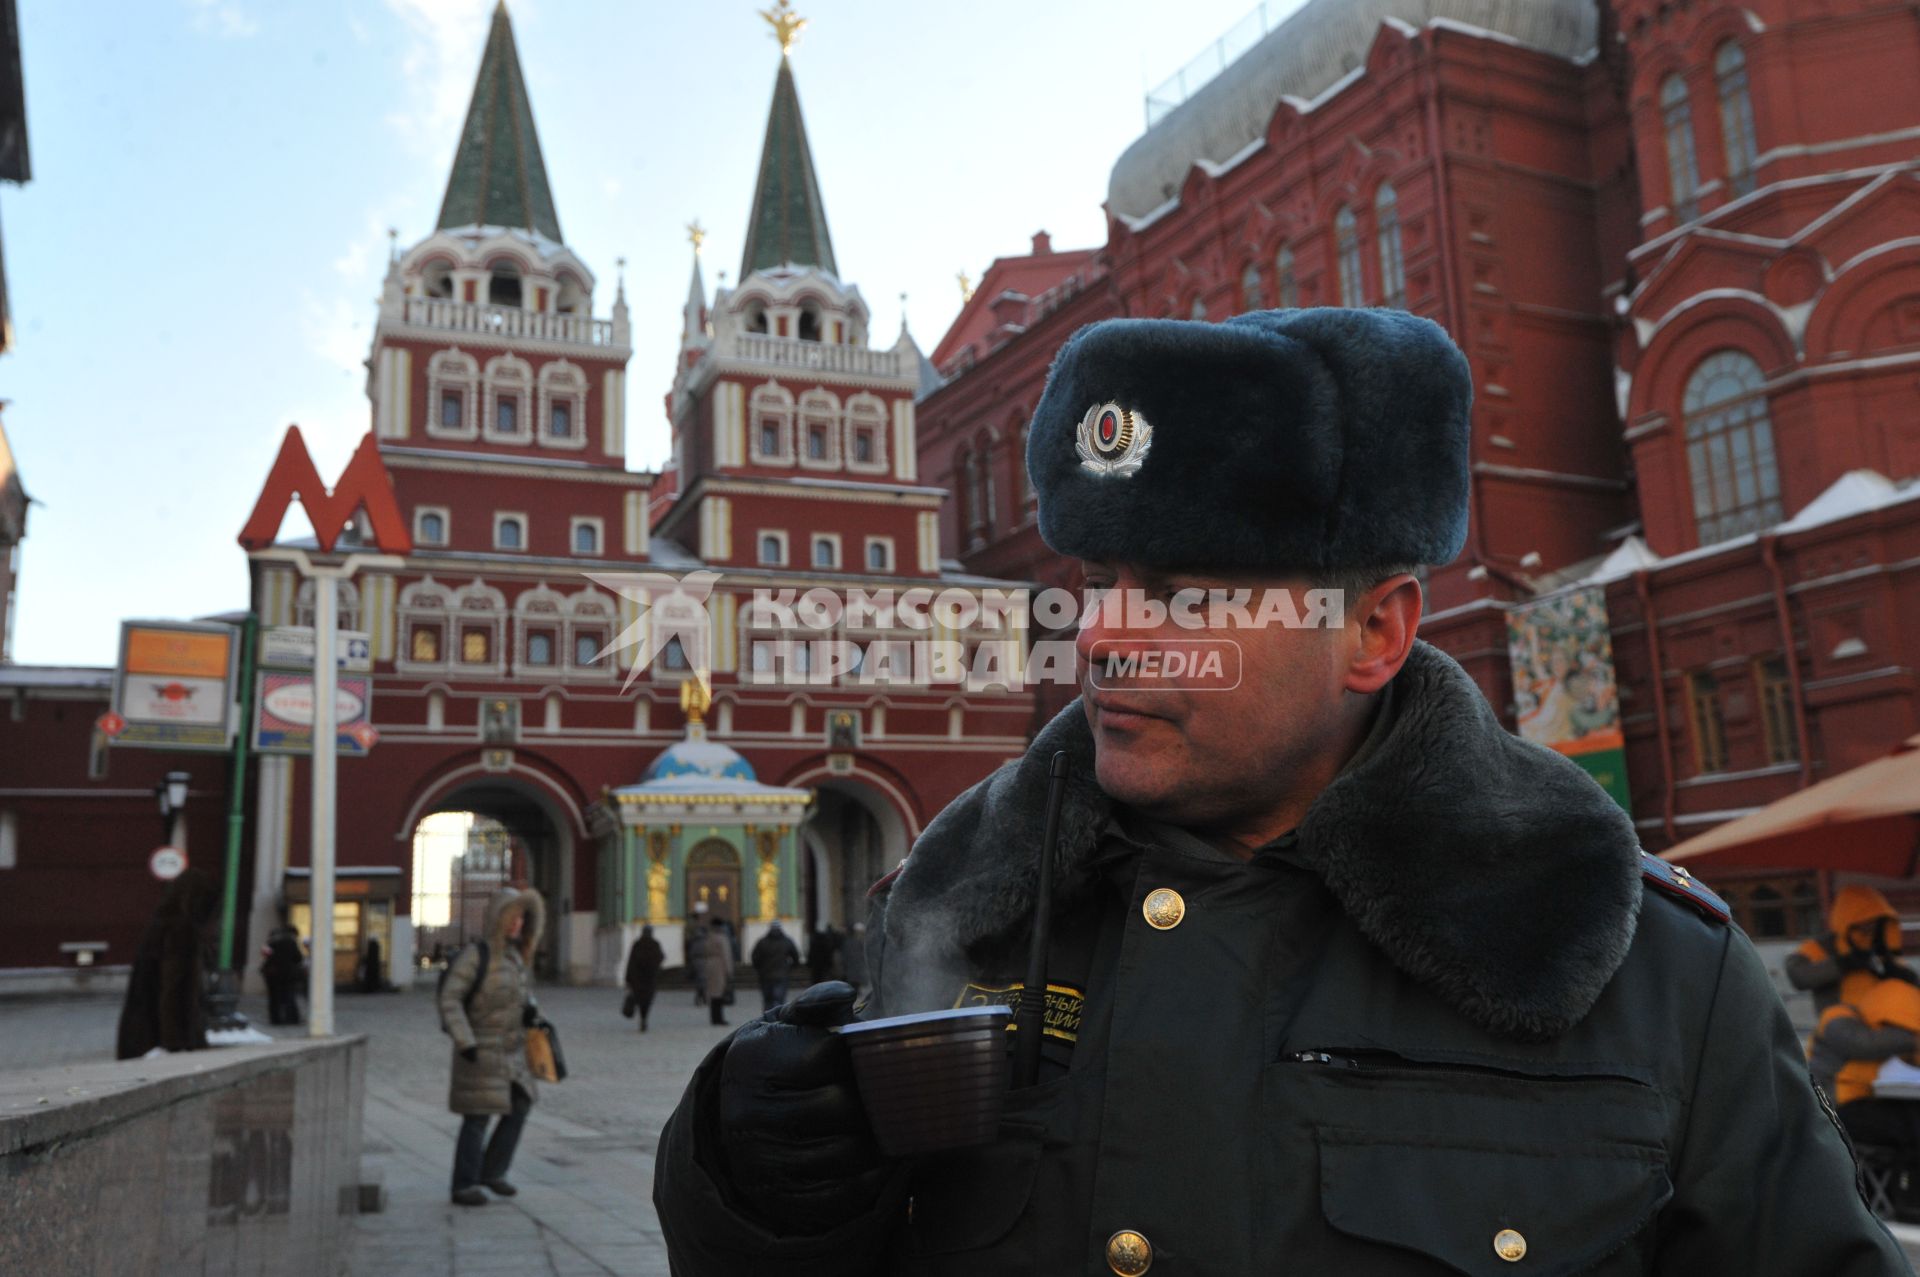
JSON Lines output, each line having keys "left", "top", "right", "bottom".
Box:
{"left": 884, "top": 642, "right": 1644, "bottom": 1042}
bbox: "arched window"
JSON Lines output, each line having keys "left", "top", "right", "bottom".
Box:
{"left": 537, "top": 360, "right": 588, "bottom": 449}
{"left": 1276, "top": 244, "right": 1298, "bottom": 308}
{"left": 418, "top": 511, "right": 446, "bottom": 545}
{"left": 1716, "top": 43, "right": 1759, "bottom": 198}
{"left": 1661, "top": 74, "right": 1701, "bottom": 223}
{"left": 495, "top": 515, "right": 526, "bottom": 551}
{"left": 969, "top": 435, "right": 995, "bottom": 540}
{"left": 483, "top": 354, "right": 532, "bottom": 443}
{"left": 487, "top": 259, "right": 523, "bottom": 308}
{"left": 759, "top": 533, "right": 785, "bottom": 565}
{"left": 844, "top": 395, "right": 888, "bottom": 472}
{"left": 1335, "top": 207, "right": 1363, "bottom": 307}
{"left": 749, "top": 384, "right": 794, "bottom": 464}
{"left": 1684, "top": 351, "right": 1782, "bottom": 545}
{"left": 427, "top": 349, "right": 479, "bottom": 439}
{"left": 1241, "top": 264, "right": 1265, "bottom": 313}
{"left": 797, "top": 389, "right": 841, "bottom": 470}
{"left": 1375, "top": 184, "right": 1406, "bottom": 309}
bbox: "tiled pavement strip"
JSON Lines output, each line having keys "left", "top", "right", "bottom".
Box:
{"left": 8, "top": 981, "right": 1920, "bottom": 1272}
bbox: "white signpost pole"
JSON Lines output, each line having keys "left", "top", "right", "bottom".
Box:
{"left": 309, "top": 571, "right": 339, "bottom": 1038}
{"left": 256, "top": 549, "right": 403, "bottom": 1039}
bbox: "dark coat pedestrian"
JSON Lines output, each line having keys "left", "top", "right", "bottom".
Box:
{"left": 116, "top": 868, "right": 218, "bottom": 1059}
{"left": 750, "top": 923, "right": 800, "bottom": 1011}
{"left": 260, "top": 922, "right": 304, "bottom": 1026}
{"left": 438, "top": 888, "right": 544, "bottom": 1204}
{"left": 808, "top": 926, "right": 840, "bottom": 984}
{"left": 839, "top": 924, "right": 868, "bottom": 996}
{"left": 687, "top": 912, "right": 711, "bottom": 1005}
{"left": 625, "top": 926, "right": 665, "bottom": 1031}
{"left": 358, "top": 937, "right": 384, "bottom": 993}
{"left": 690, "top": 924, "right": 732, "bottom": 1025}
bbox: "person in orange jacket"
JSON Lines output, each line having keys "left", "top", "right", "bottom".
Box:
{"left": 1810, "top": 976, "right": 1920, "bottom": 1222}
{"left": 1787, "top": 885, "right": 1918, "bottom": 1013}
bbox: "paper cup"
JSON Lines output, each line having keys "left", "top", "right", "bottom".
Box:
{"left": 839, "top": 1006, "right": 1012, "bottom": 1157}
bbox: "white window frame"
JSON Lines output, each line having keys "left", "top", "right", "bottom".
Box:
{"left": 569, "top": 517, "right": 604, "bottom": 558}
{"left": 427, "top": 348, "right": 480, "bottom": 440}
{"left": 758, "top": 530, "right": 789, "bottom": 567}
{"left": 484, "top": 354, "right": 534, "bottom": 444}
{"left": 396, "top": 577, "right": 453, "bottom": 676}
{"left": 811, "top": 533, "right": 842, "bottom": 570}
{"left": 864, "top": 536, "right": 894, "bottom": 573}
{"left": 797, "top": 388, "right": 842, "bottom": 472}
{"left": 414, "top": 505, "right": 451, "bottom": 547}
{"left": 562, "top": 585, "right": 618, "bottom": 682}
{"left": 750, "top": 383, "right": 796, "bottom": 466}
{"left": 538, "top": 359, "right": 589, "bottom": 451}
{"left": 844, "top": 394, "right": 890, "bottom": 475}
{"left": 494, "top": 512, "right": 529, "bottom": 553}
{"left": 451, "top": 579, "right": 508, "bottom": 675}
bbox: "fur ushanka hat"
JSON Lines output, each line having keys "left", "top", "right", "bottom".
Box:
{"left": 1026, "top": 307, "right": 1473, "bottom": 573}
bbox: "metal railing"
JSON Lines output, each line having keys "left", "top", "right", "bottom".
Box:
{"left": 1144, "top": 0, "right": 1292, "bottom": 129}
{"left": 400, "top": 296, "right": 616, "bottom": 347}
{"left": 723, "top": 332, "right": 907, "bottom": 379}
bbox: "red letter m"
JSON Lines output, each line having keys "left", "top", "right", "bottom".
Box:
{"left": 237, "top": 428, "right": 413, "bottom": 555}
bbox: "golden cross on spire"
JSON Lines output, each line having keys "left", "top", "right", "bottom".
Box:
{"left": 687, "top": 220, "right": 706, "bottom": 255}
{"left": 760, "top": 0, "right": 807, "bottom": 55}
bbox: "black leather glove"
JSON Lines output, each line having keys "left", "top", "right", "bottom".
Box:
{"left": 523, "top": 1003, "right": 540, "bottom": 1028}
{"left": 461, "top": 1046, "right": 479, "bottom": 1063}
{"left": 717, "top": 980, "right": 892, "bottom": 1234}
{"left": 1838, "top": 948, "right": 1876, "bottom": 973}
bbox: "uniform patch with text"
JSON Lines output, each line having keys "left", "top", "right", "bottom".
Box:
{"left": 953, "top": 982, "right": 1084, "bottom": 1043}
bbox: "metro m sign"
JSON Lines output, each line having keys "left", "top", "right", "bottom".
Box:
{"left": 238, "top": 428, "right": 413, "bottom": 555}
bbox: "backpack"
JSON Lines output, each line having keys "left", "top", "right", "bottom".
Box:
{"left": 436, "top": 940, "right": 490, "bottom": 1034}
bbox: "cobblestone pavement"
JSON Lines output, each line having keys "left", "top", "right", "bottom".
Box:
{"left": 0, "top": 977, "right": 756, "bottom": 1275}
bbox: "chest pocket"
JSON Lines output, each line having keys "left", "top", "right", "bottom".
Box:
{"left": 1279, "top": 1050, "right": 1674, "bottom": 1277}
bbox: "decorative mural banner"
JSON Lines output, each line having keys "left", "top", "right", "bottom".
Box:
{"left": 1506, "top": 587, "right": 1631, "bottom": 811}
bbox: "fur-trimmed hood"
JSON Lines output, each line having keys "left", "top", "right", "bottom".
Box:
{"left": 883, "top": 641, "right": 1644, "bottom": 1042}
{"left": 484, "top": 887, "right": 545, "bottom": 963}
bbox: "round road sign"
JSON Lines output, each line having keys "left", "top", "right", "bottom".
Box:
{"left": 149, "top": 846, "right": 188, "bottom": 881}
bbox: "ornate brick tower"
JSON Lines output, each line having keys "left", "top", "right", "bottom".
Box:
{"left": 655, "top": 2, "right": 941, "bottom": 580}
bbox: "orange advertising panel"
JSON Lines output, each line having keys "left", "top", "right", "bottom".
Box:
{"left": 126, "top": 627, "right": 233, "bottom": 679}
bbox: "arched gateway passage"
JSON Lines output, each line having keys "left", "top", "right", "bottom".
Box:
{"left": 407, "top": 777, "right": 574, "bottom": 981}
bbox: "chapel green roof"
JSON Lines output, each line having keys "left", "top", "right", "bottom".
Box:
{"left": 739, "top": 57, "right": 837, "bottom": 279}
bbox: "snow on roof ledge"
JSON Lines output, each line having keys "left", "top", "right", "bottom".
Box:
{"left": 1779, "top": 469, "right": 1902, "bottom": 532}
{"left": 1581, "top": 535, "right": 1663, "bottom": 586}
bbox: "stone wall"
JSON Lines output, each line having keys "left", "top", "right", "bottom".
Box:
{"left": 0, "top": 1038, "right": 365, "bottom": 1276}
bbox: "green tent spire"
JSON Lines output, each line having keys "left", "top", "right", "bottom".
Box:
{"left": 436, "top": 3, "right": 563, "bottom": 243}
{"left": 739, "top": 57, "right": 837, "bottom": 279}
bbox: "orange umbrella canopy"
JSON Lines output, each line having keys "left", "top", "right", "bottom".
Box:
{"left": 1665, "top": 734, "right": 1920, "bottom": 875}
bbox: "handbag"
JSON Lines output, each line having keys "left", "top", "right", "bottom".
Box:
{"left": 621, "top": 990, "right": 636, "bottom": 1019}
{"left": 526, "top": 1017, "right": 567, "bottom": 1083}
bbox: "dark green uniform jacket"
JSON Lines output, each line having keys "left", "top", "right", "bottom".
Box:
{"left": 655, "top": 643, "right": 1912, "bottom": 1275}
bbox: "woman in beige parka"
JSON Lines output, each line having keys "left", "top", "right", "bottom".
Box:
{"left": 438, "top": 888, "right": 543, "bottom": 1205}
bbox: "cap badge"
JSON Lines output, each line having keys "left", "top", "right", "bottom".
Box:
{"left": 1076, "top": 402, "right": 1153, "bottom": 477}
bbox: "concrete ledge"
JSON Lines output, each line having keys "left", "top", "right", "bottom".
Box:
{"left": 0, "top": 1037, "right": 367, "bottom": 1276}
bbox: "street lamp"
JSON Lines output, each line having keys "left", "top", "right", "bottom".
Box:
{"left": 155, "top": 771, "right": 191, "bottom": 847}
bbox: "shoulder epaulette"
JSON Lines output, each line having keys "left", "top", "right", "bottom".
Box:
{"left": 1641, "top": 852, "right": 1732, "bottom": 925}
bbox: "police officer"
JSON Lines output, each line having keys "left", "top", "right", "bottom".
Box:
{"left": 655, "top": 309, "right": 1911, "bottom": 1273}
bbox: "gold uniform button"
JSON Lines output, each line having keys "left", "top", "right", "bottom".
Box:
{"left": 1494, "top": 1228, "right": 1527, "bottom": 1262}
{"left": 1142, "top": 888, "right": 1185, "bottom": 930}
{"left": 1106, "top": 1229, "right": 1153, "bottom": 1275}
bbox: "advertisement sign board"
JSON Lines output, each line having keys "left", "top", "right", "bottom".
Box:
{"left": 259, "top": 626, "right": 372, "bottom": 673}
{"left": 1505, "top": 586, "right": 1631, "bottom": 811}
{"left": 253, "top": 671, "right": 374, "bottom": 757}
{"left": 111, "top": 621, "right": 239, "bottom": 751}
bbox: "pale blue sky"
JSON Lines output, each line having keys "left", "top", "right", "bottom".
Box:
{"left": 4, "top": 0, "right": 1281, "bottom": 665}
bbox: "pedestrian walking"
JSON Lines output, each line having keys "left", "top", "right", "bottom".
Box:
{"left": 687, "top": 904, "right": 710, "bottom": 1005}
{"left": 839, "top": 922, "right": 868, "bottom": 1001}
{"left": 691, "top": 921, "right": 732, "bottom": 1026}
{"left": 358, "top": 936, "right": 384, "bottom": 994}
{"left": 657, "top": 307, "right": 1909, "bottom": 1272}
{"left": 808, "top": 924, "right": 840, "bottom": 985}
{"left": 624, "top": 924, "right": 665, "bottom": 1032}
{"left": 438, "top": 888, "right": 545, "bottom": 1206}
{"left": 115, "top": 867, "right": 218, "bottom": 1059}
{"left": 260, "top": 916, "right": 304, "bottom": 1026}
{"left": 750, "top": 921, "right": 799, "bottom": 1012}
